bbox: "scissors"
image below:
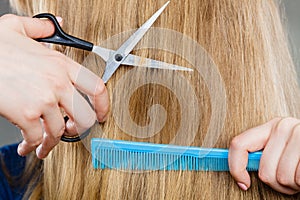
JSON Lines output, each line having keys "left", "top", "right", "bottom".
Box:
{"left": 33, "top": 1, "right": 192, "bottom": 142}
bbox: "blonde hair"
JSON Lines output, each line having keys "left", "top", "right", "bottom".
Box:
{"left": 11, "top": 0, "right": 300, "bottom": 199}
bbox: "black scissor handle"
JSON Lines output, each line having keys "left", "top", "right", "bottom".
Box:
{"left": 61, "top": 116, "right": 91, "bottom": 143}
{"left": 33, "top": 13, "right": 94, "bottom": 51}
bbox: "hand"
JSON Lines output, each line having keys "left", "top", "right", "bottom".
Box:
{"left": 0, "top": 14, "right": 109, "bottom": 159}
{"left": 229, "top": 117, "right": 300, "bottom": 195}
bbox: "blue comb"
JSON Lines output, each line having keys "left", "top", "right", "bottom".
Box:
{"left": 91, "top": 138, "right": 262, "bottom": 171}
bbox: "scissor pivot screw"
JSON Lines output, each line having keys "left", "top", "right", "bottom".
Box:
{"left": 115, "top": 54, "right": 123, "bottom": 62}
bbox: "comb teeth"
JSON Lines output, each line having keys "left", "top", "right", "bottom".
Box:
{"left": 91, "top": 139, "right": 262, "bottom": 171}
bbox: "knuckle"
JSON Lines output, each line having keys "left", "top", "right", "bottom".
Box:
{"left": 291, "top": 124, "right": 300, "bottom": 141}
{"left": 48, "top": 51, "right": 69, "bottom": 70}
{"left": 41, "top": 53, "right": 71, "bottom": 91}
{"left": 31, "top": 140, "right": 42, "bottom": 147}
{"left": 23, "top": 108, "right": 41, "bottom": 121}
{"left": 276, "top": 173, "right": 291, "bottom": 186}
{"left": 230, "top": 136, "right": 244, "bottom": 150}
{"left": 54, "top": 125, "right": 66, "bottom": 138}
{"left": 47, "top": 56, "right": 72, "bottom": 90}
{"left": 94, "top": 79, "right": 107, "bottom": 96}
{"left": 258, "top": 170, "right": 272, "bottom": 185}
{"left": 274, "top": 117, "right": 299, "bottom": 135}
{"left": 45, "top": 133, "right": 61, "bottom": 143}
{"left": 274, "top": 117, "right": 292, "bottom": 133}
{"left": 52, "top": 78, "right": 69, "bottom": 93}
{"left": 40, "top": 93, "right": 57, "bottom": 108}
{"left": 0, "top": 14, "right": 25, "bottom": 33}
{"left": 24, "top": 138, "right": 42, "bottom": 147}
{"left": 0, "top": 14, "right": 19, "bottom": 24}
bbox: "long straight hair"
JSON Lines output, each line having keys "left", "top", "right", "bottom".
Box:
{"left": 11, "top": 0, "right": 300, "bottom": 199}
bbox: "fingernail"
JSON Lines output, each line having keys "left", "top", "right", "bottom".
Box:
{"left": 56, "top": 16, "right": 63, "bottom": 23}
{"left": 237, "top": 182, "right": 248, "bottom": 191}
{"left": 17, "top": 145, "right": 24, "bottom": 157}
{"left": 36, "top": 145, "right": 43, "bottom": 158}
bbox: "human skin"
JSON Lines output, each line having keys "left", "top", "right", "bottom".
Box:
{"left": 0, "top": 14, "right": 109, "bottom": 159}
{"left": 229, "top": 117, "right": 300, "bottom": 195}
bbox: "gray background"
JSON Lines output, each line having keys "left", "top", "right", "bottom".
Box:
{"left": 0, "top": 0, "right": 300, "bottom": 146}
{"left": 0, "top": 0, "right": 24, "bottom": 146}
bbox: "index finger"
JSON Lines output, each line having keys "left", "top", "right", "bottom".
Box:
{"left": 68, "top": 65, "right": 109, "bottom": 122}
{"left": 228, "top": 118, "right": 281, "bottom": 189}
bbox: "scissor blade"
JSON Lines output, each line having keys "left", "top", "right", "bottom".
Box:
{"left": 101, "top": 1, "right": 170, "bottom": 83}
{"left": 92, "top": 46, "right": 192, "bottom": 71}
{"left": 92, "top": 46, "right": 113, "bottom": 61}
{"left": 122, "top": 54, "right": 193, "bottom": 72}
{"left": 117, "top": 1, "right": 170, "bottom": 56}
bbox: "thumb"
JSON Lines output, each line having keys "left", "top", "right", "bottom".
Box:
{"left": 228, "top": 118, "right": 281, "bottom": 190}
{"left": 1, "top": 14, "right": 62, "bottom": 39}
{"left": 21, "top": 15, "right": 63, "bottom": 39}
